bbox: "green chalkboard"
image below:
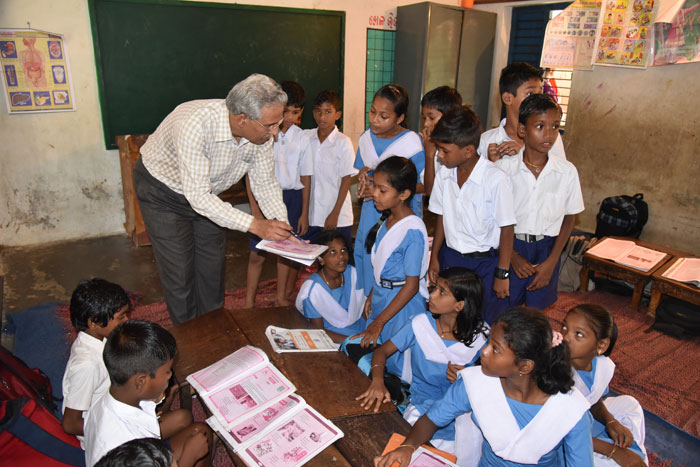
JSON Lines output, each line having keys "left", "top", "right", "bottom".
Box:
{"left": 88, "top": 0, "right": 345, "bottom": 149}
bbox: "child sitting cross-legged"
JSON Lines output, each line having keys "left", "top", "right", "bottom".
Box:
{"left": 562, "top": 305, "right": 648, "bottom": 466}
{"left": 375, "top": 307, "right": 593, "bottom": 467}
{"left": 62, "top": 278, "right": 130, "bottom": 443}
{"left": 356, "top": 267, "right": 488, "bottom": 454}
{"left": 84, "top": 320, "right": 211, "bottom": 467}
{"left": 295, "top": 229, "right": 366, "bottom": 342}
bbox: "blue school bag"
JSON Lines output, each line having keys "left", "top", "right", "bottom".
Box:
{"left": 595, "top": 193, "right": 648, "bottom": 239}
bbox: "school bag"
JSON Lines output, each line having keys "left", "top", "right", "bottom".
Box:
{"left": 0, "top": 398, "right": 85, "bottom": 466}
{"left": 595, "top": 193, "right": 648, "bottom": 239}
{"left": 652, "top": 296, "right": 700, "bottom": 338}
{"left": 0, "top": 345, "right": 59, "bottom": 414}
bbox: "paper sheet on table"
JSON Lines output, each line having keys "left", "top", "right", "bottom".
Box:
{"left": 256, "top": 239, "right": 327, "bottom": 266}
{"left": 662, "top": 257, "right": 700, "bottom": 286}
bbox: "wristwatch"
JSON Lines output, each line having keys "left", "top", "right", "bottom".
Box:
{"left": 495, "top": 267, "right": 510, "bottom": 280}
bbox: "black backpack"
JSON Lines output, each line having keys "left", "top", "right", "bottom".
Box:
{"left": 595, "top": 193, "right": 648, "bottom": 239}
{"left": 652, "top": 296, "right": 700, "bottom": 338}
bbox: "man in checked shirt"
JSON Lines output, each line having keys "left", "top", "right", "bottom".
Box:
{"left": 133, "top": 74, "right": 295, "bottom": 324}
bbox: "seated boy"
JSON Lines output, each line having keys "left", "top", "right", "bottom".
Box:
{"left": 478, "top": 62, "right": 566, "bottom": 162}
{"left": 428, "top": 105, "right": 516, "bottom": 324}
{"left": 245, "top": 80, "right": 312, "bottom": 307}
{"left": 419, "top": 86, "right": 462, "bottom": 196}
{"left": 62, "top": 278, "right": 130, "bottom": 442}
{"left": 95, "top": 438, "right": 173, "bottom": 467}
{"left": 494, "top": 94, "right": 584, "bottom": 309}
{"left": 302, "top": 90, "right": 356, "bottom": 247}
{"left": 84, "top": 320, "right": 211, "bottom": 467}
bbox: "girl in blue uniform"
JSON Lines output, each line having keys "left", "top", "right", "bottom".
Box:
{"left": 357, "top": 267, "right": 489, "bottom": 453}
{"left": 295, "top": 230, "right": 366, "bottom": 342}
{"left": 375, "top": 307, "right": 593, "bottom": 467}
{"left": 354, "top": 84, "right": 425, "bottom": 296}
{"left": 562, "top": 304, "right": 647, "bottom": 467}
{"left": 351, "top": 156, "right": 429, "bottom": 380}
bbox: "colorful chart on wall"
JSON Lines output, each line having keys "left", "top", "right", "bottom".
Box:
{"left": 0, "top": 29, "right": 75, "bottom": 113}
{"left": 652, "top": 0, "right": 700, "bottom": 65}
{"left": 541, "top": 0, "right": 602, "bottom": 69}
{"left": 593, "top": 0, "right": 660, "bottom": 67}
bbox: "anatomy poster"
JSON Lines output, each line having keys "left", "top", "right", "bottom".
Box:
{"left": 0, "top": 29, "right": 75, "bottom": 113}
{"left": 541, "top": 0, "right": 602, "bottom": 69}
{"left": 594, "top": 0, "right": 659, "bottom": 67}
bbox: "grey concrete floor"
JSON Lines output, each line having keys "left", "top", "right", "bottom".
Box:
{"left": 0, "top": 230, "right": 277, "bottom": 346}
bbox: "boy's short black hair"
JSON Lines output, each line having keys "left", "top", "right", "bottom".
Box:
{"left": 499, "top": 62, "right": 544, "bottom": 97}
{"left": 314, "top": 89, "right": 342, "bottom": 110}
{"left": 70, "top": 278, "right": 129, "bottom": 332}
{"left": 103, "top": 320, "right": 177, "bottom": 386}
{"left": 420, "top": 86, "right": 463, "bottom": 114}
{"left": 95, "top": 438, "right": 172, "bottom": 467}
{"left": 430, "top": 105, "right": 482, "bottom": 149}
{"left": 518, "top": 93, "right": 561, "bottom": 125}
{"left": 280, "top": 80, "right": 305, "bottom": 108}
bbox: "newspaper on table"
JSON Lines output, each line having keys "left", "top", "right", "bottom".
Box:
{"left": 187, "top": 346, "right": 344, "bottom": 466}
{"left": 265, "top": 325, "right": 339, "bottom": 353}
{"left": 256, "top": 239, "right": 327, "bottom": 266}
{"left": 586, "top": 237, "right": 666, "bottom": 272}
{"left": 662, "top": 257, "right": 700, "bottom": 287}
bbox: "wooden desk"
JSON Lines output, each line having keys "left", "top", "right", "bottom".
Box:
{"left": 648, "top": 256, "right": 700, "bottom": 317}
{"left": 334, "top": 411, "right": 412, "bottom": 466}
{"left": 230, "top": 306, "right": 396, "bottom": 419}
{"left": 169, "top": 308, "right": 249, "bottom": 380}
{"left": 579, "top": 237, "right": 679, "bottom": 311}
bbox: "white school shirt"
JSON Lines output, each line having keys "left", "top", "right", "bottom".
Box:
{"left": 477, "top": 118, "right": 566, "bottom": 161}
{"left": 429, "top": 156, "right": 516, "bottom": 253}
{"left": 304, "top": 127, "right": 357, "bottom": 228}
{"left": 62, "top": 332, "right": 110, "bottom": 447}
{"left": 273, "top": 124, "right": 312, "bottom": 190}
{"left": 495, "top": 148, "right": 584, "bottom": 237}
{"left": 84, "top": 393, "right": 160, "bottom": 467}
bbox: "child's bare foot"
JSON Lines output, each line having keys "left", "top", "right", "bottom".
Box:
{"left": 275, "top": 297, "right": 291, "bottom": 307}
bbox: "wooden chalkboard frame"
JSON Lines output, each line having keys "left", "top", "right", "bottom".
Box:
{"left": 88, "top": 0, "right": 345, "bottom": 149}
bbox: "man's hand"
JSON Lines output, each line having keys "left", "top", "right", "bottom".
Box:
{"left": 249, "top": 218, "right": 294, "bottom": 241}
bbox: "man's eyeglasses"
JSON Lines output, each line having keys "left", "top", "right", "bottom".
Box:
{"left": 251, "top": 117, "right": 283, "bottom": 131}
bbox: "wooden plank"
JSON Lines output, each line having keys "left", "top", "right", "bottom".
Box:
{"left": 169, "top": 308, "right": 250, "bottom": 380}
{"left": 334, "top": 411, "right": 412, "bottom": 466}
{"left": 230, "top": 306, "right": 397, "bottom": 419}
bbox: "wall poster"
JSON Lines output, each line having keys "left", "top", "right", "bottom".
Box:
{"left": 542, "top": 0, "right": 602, "bottom": 69}
{"left": 593, "top": 0, "right": 660, "bottom": 67}
{"left": 0, "top": 29, "right": 75, "bottom": 113}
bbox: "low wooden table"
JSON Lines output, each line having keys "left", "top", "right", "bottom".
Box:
{"left": 231, "top": 306, "right": 396, "bottom": 419}
{"left": 579, "top": 237, "right": 680, "bottom": 311}
{"left": 170, "top": 306, "right": 407, "bottom": 466}
{"left": 648, "top": 256, "right": 700, "bottom": 317}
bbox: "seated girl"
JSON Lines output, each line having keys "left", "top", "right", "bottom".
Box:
{"left": 356, "top": 267, "right": 488, "bottom": 453}
{"left": 562, "top": 304, "right": 647, "bottom": 467}
{"left": 375, "top": 307, "right": 593, "bottom": 467}
{"left": 295, "top": 229, "right": 366, "bottom": 342}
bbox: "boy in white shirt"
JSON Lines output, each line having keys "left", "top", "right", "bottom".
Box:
{"left": 428, "top": 105, "right": 516, "bottom": 325}
{"left": 478, "top": 62, "right": 566, "bottom": 162}
{"left": 245, "top": 81, "right": 312, "bottom": 306}
{"left": 61, "top": 278, "right": 129, "bottom": 443}
{"left": 84, "top": 321, "right": 210, "bottom": 467}
{"left": 303, "top": 89, "right": 356, "bottom": 248}
{"left": 495, "top": 94, "right": 584, "bottom": 309}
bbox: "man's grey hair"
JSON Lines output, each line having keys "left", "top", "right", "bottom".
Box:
{"left": 226, "top": 74, "right": 287, "bottom": 120}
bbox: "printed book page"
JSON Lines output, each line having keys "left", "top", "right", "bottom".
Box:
{"left": 256, "top": 239, "right": 328, "bottom": 261}
{"left": 265, "top": 326, "right": 339, "bottom": 353}
{"left": 186, "top": 346, "right": 268, "bottom": 395}
{"left": 237, "top": 405, "right": 344, "bottom": 467}
{"left": 662, "top": 258, "right": 700, "bottom": 287}
{"left": 204, "top": 364, "right": 296, "bottom": 427}
{"left": 586, "top": 237, "right": 665, "bottom": 271}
